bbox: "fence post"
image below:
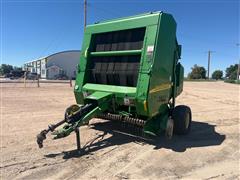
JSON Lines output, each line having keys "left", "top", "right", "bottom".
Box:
{"left": 24, "top": 72, "right": 27, "bottom": 88}
{"left": 70, "top": 77, "right": 72, "bottom": 87}
{"left": 37, "top": 75, "right": 40, "bottom": 88}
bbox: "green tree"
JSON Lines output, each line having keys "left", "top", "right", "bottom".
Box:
{"left": 212, "top": 70, "right": 223, "bottom": 80}
{"left": 0, "top": 64, "right": 13, "bottom": 75}
{"left": 225, "top": 64, "right": 238, "bottom": 80}
{"left": 188, "top": 64, "right": 207, "bottom": 79}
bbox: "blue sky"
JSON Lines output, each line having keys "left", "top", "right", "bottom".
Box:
{"left": 1, "top": 0, "right": 239, "bottom": 76}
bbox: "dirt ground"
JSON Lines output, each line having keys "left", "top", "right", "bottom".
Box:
{"left": 1, "top": 81, "right": 239, "bottom": 179}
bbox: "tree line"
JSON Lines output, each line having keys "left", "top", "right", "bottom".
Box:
{"left": 0, "top": 64, "right": 22, "bottom": 76}
{"left": 188, "top": 64, "right": 238, "bottom": 80}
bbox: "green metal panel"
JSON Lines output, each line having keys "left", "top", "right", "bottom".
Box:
{"left": 86, "top": 13, "right": 160, "bottom": 34}
{"left": 147, "top": 13, "right": 177, "bottom": 117}
{"left": 82, "top": 83, "right": 136, "bottom": 97}
{"left": 84, "top": 91, "right": 113, "bottom": 111}
{"left": 90, "top": 50, "right": 142, "bottom": 57}
{"left": 74, "top": 32, "right": 92, "bottom": 104}
{"left": 135, "top": 24, "right": 160, "bottom": 117}
{"left": 175, "top": 63, "right": 184, "bottom": 96}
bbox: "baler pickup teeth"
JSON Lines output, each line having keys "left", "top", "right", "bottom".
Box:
{"left": 98, "top": 113, "right": 146, "bottom": 127}
{"left": 98, "top": 113, "right": 147, "bottom": 137}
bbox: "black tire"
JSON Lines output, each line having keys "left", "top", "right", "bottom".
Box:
{"left": 172, "top": 105, "right": 192, "bottom": 135}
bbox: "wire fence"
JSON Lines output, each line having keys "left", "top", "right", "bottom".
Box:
{"left": 0, "top": 78, "right": 74, "bottom": 88}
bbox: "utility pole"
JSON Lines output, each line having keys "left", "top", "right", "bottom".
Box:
{"left": 237, "top": 43, "right": 240, "bottom": 80}
{"left": 207, "top": 50, "right": 214, "bottom": 79}
{"left": 84, "top": 0, "right": 87, "bottom": 30}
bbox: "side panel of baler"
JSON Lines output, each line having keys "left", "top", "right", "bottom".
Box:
{"left": 147, "top": 13, "right": 177, "bottom": 117}
{"left": 175, "top": 63, "right": 184, "bottom": 96}
{"left": 74, "top": 32, "right": 92, "bottom": 104}
{"left": 135, "top": 24, "right": 159, "bottom": 117}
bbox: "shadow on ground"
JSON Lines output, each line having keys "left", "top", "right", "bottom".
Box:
{"left": 45, "top": 120, "right": 225, "bottom": 159}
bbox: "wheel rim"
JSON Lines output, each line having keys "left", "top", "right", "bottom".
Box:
{"left": 185, "top": 112, "right": 190, "bottom": 129}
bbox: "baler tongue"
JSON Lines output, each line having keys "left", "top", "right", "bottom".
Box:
{"left": 36, "top": 92, "right": 112, "bottom": 150}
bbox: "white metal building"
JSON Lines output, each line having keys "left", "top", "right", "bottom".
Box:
{"left": 23, "top": 50, "right": 80, "bottom": 79}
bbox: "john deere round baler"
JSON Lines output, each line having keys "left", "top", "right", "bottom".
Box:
{"left": 37, "top": 11, "right": 192, "bottom": 151}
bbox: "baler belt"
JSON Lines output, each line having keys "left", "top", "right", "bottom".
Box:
{"left": 106, "top": 60, "right": 115, "bottom": 85}
{"left": 89, "top": 55, "right": 140, "bottom": 87}
{"left": 94, "top": 27, "right": 146, "bottom": 52}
